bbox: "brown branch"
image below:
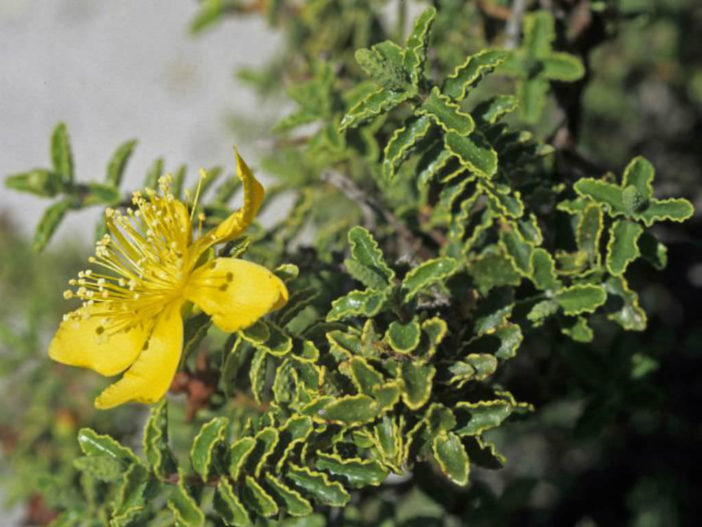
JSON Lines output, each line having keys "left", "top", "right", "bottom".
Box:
{"left": 505, "top": 0, "right": 528, "bottom": 49}
{"left": 321, "top": 171, "right": 434, "bottom": 259}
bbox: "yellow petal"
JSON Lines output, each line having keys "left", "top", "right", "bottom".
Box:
{"left": 49, "top": 305, "right": 150, "bottom": 377}
{"left": 94, "top": 303, "right": 183, "bottom": 409}
{"left": 184, "top": 258, "right": 288, "bottom": 333}
{"left": 207, "top": 150, "right": 264, "bottom": 245}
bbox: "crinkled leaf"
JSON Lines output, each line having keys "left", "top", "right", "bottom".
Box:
{"left": 264, "top": 473, "right": 313, "bottom": 517}
{"left": 402, "top": 257, "right": 459, "bottom": 301}
{"left": 433, "top": 432, "right": 469, "bottom": 486}
{"left": 445, "top": 131, "right": 498, "bottom": 178}
{"left": 541, "top": 53, "right": 585, "bottom": 81}
{"left": 404, "top": 6, "right": 436, "bottom": 86}
{"left": 33, "top": 200, "right": 71, "bottom": 252}
{"left": 418, "top": 87, "right": 474, "bottom": 135}
{"left": 401, "top": 362, "right": 435, "bottom": 410}
{"left": 51, "top": 122, "right": 74, "bottom": 184}
{"left": 607, "top": 219, "right": 643, "bottom": 275}
{"left": 386, "top": 320, "right": 421, "bottom": 354}
{"left": 327, "top": 289, "right": 387, "bottom": 321}
{"left": 168, "top": 479, "right": 205, "bottom": 527}
{"left": 319, "top": 394, "right": 380, "bottom": 424}
{"left": 340, "top": 88, "right": 410, "bottom": 131}
{"left": 5, "top": 169, "right": 62, "bottom": 197}
{"left": 382, "top": 115, "right": 432, "bottom": 179}
{"left": 604, "top": 276, "right": 647, "bottom": 331}
{"left": 242, "top": 476, "right": 278, "bottom": 518}
{"left": 143, "top": 400, "right": 177, "bottom": 480}
{"left": 213, "top": 479, "right": 249, "bottom": 527}
{"left": 106, "top": 139, "right": 137, "bottom": 187}
{"left": 576, "top": 203, "right": 603, "bottom": 264}
{"left": 315, "top": 452, "right": 388, "bottom": 488}
{"left": 443, "top": 49, "right": 509, "bottom": 100}
{"left": 190, "top": 417, "right": 229, "bottom": 481}
{"left": 555, "top": 284, "right": 607, "bottom": 315}
{"left": 286, "top": 465, "right": 351, "bottom": 507}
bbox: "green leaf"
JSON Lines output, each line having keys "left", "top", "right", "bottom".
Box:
{"left": 604, "top": 276, "right": 647, "bottom": 331}
{"left": 455, "top": 400, "right": 515, "bottom": 436}
{"left": 355, "top": 41, "right": 411, "bottom": 91}
{"left": 229, "top": 437, "right": 257, "bottom": 480}
{"left": 319, "top": 394, "right": 380, "bottom": 425}
{"left": 190, "top": 417, "right": 229, "bottom": 481}
{"left": 143, "top": 400, "right": 177, "bottom": 480}
{"left": 530, "top": 248, "right": 559, "bottom": 290}
{"left": 144, "top": 157, "right": 164, "bottom": 189}
{"left": 242, "top": 476, "right": 279, "bottom": 518}
{"left": 404, "top": 6, "right": 436, "bottom": 86}
{"left": 168, "top": 479, "right": 205, "bottom": 527}
{"left": 433, "top": 432, "right": 469, "bottom": 486}
{"left": 386, "top": 320, "right": 422, "bottom": 354}
{"left": 622, "top": 156, "right": 654, "bottom": 200}
{"left": 77, "top": 428, "right": 139, "bottom": 465}
{"left": 418, "top": 87, "right": 475, "bottom": 135}
{"left": 106, "top": 139, "right": 137, "bottom": 187}
{"left": 213, "top": 479, "right": 250, "bottom": 527}
{"left": 500, "top": 226, "right": 533, "bottom": 276}
{"left": 33, "top": 200, "right": 71, "bottom": 252}
{"left": 340, "top": 88, "right": 411, "bottom": 131}
{"left": 274, "top": 110, "right": 319, "bottom": 133}
{"left": 574, "top": 178, "right": 626, "bottom": 215}
{"left": 401, "top": 362, "right": 435, "bottom": 410}
{"left": 416, "top": 143, "right": 453, "bottom": 186}
{"left": 327, "top": 289, "right": 387, "bottom": 321}
{"left": 637, "top": 198, "right": 694, "bottom": 226}
{"left": 286, "top": 465, "right": 350, "bottom": 507}
{"left": 443, "top": 49, "right": 509, "bottom": 100}
{"left": 541, "top": 53, "right": 585, "bottom": 81}
{"left": 445, "top": 131, "right": 498, "bottom": 178}
{"left": 527, "top": 299, "right": 559, "bottom": 325}
{"left": 51, "top": 122, "right": 74, "bottom": 183}
{"left": 518, "top": 77, "right": 549, "bottom": 124}
{"left": 555, "top": 285, "right": 607, "bottom": 315}
{"left": 523, "top": 11, "right": 555, "bottom": 59}
{"left": 401, "top": 257, "right": 459, "bottom": 301}
{"left": 469, "top": 246, "right": 522, "bottom": 295}
{"left": 344, "top": 259, "right": 390, "bottom": 291}
{"left": 473, "top": 95, "right": 518, "bottom": 125}
{"left": 561, "top": 316, "right": 594, "bottom": 343}
{"left": 83, "top": 182, "right": 121, "bottom": 206}
{"left": 73, "top": 456, "right": 124, "bottom": 482}
{"left": 249, "top": 349, "right": 268, "bottom": 403}
{"left": 606, "top": 219, "right": 643, "bottom": 275}
{"left": 339, "top": 357, "right": 384, "bottom": 394}
{"left": 315, "top": 452, "right": 388, "bottom": 488}
{"left": 247, "top": 427, "right": 280, "bottom": 479}
{"left": 112, "top": 463, "right": 150, "bottom": 520}
{"left": 5, "top": 169, "right": 62, "bottom": 197}
{"left": 264, "top": 473, "right": 313, "bottom": 517}
{"left": 448, "top": 354, "right": 498, "bottom": 388}
{"left": 638, "top": 232, "right": 667, "bottom": 270}
{"left": 382, "top": 115, "right": 432, "bottom": 179}
{"left": 576, "top": 203, "right": 603, "bottom": 263}
{"left": 348, "top": 226, "right": 395, "bottom": 283}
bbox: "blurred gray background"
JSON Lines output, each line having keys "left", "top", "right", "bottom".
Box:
{"left": 0, "top": 0, "right": 279, "bottom": 241}
{"left": 0, "top": 0, "right": 277, "bottom": 522}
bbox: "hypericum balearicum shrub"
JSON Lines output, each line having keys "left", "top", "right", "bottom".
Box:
{"left": 2, "top": 3, "right": 696, "bottom": 526}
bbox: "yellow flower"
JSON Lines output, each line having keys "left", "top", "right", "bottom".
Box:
{"left": 49, "top": 151, "right": 288, "bottom": 409}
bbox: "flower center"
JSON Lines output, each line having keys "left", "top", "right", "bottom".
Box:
{"left": 63, "top": 176, "right": 195, "bottom": 335}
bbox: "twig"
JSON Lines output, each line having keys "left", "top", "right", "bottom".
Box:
{"left": 321, "top": 171, "right": 432, "bottom": 259}
{"left": 505, "top": 0, "right": 528, "bottom": 49}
